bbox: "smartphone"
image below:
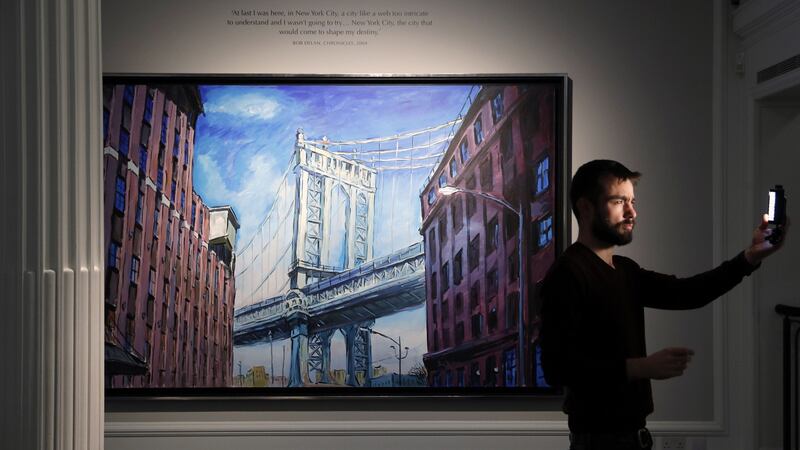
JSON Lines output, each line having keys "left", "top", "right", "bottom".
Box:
{"left": 767, "top": 185, "right": 787, "bottom": 225}
{"left": 766, "top": 185, "right": 787, "bottom": 245}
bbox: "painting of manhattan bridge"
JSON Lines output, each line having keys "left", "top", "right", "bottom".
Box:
{"left": 102, "top": 77, "right": 568, "bottom": 392}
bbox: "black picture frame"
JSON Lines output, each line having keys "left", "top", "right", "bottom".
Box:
{"left": 102, "top": 74, "right": 572, "bottom": 399}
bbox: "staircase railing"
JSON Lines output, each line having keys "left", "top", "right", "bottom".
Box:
{"left": 776, "top": 304, "right": 800, "bottom": 450}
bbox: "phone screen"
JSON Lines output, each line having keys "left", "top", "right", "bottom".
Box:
{"left": 768, "top": 190, "right": 776, "bottom": 222}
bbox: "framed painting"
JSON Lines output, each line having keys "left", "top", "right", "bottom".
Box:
{"left": 102, "top": 74, "right": 571, "bottom": 397}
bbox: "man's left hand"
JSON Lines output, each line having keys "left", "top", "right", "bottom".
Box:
{"left": 744, "top": 214, "right": 790, "bottom": 266}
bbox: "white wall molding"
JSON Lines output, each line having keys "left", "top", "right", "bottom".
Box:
{"left": 719, "top": 58, "right": 761, "bottom": 450}
{"left": 709, "top": 0, "right": 759, "bottom": 449}
{"left": 751, "top": 65, "right": 800, "bottom": 99}
{"left": 732, "top": 0, "right": 800, "bottom": 43}
{"left": 104, "top": 419, "right": 724, "bottom": 438}
{"left": 711, "top": 0, "right": 731, "bottom": 442}
{"left": 0, "top": 0, "right": 104, "bottom": 449}
{"left": 105, "top": 420, "right": 568, "bottom": 437}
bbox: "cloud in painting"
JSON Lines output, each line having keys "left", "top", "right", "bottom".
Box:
{"left": 196, "top": 151, "right": 286, "bottom": 247}
{"left": 205, "top": 92, "right": 281, "bottom": 121}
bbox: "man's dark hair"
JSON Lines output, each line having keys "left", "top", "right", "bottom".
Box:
{"left": 570, "top": 159, "right": 641, "bottom": 220}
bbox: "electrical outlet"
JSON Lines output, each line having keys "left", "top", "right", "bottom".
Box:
{"left": 662, "top": 437, "right": 687, "bottom": 449}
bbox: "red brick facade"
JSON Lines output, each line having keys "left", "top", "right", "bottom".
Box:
{"left": 420, "top": 84, "right": 557, "bottom": 387}
{"left": 103, "top": 84, "right": 235, "bottom": 388}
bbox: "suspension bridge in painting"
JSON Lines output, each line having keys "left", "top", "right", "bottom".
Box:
{"left": 233, "top": 242, "right": 425, "bottom": 387}
{"left": 232, "top": 93, "right": 476, "bottom": 387}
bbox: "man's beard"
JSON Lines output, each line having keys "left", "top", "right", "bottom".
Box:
{"left": 591, "top": 210, "right": 634, "bottom": 246}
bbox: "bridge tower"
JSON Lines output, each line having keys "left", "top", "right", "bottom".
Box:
{"left": 290, "top": 129, "right": 377, "bottom": 289}
{"left": 286, "top": 130, "right": 377, "bottom": 386}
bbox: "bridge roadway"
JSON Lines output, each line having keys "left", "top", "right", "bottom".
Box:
{"left": 232, "top": 242, "right": 426, "bottom": 386}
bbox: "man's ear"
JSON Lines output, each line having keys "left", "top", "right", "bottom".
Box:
{"left": 576, "top": 197, "right": 594, "bottom": 225}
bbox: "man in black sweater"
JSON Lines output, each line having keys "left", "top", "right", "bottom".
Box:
{"left": 540, "top": 160, "right": 789, "bottom": 450}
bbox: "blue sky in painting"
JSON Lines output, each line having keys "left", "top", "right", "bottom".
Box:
{"left": 192, "top": 84, "right": 474, "bottom": 380}
{"left": 194, "top": 84, "right": 474, "bottom": 253}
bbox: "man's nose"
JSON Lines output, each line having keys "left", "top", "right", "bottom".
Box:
{"left": 625, "top": 203, "right": 637, "bottom": 219}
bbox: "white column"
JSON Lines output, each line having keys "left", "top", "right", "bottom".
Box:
{"left": 0, "top": 0, "right": 104, "bottom": 449}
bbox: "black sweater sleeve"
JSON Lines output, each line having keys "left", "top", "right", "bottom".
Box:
{"left": 631, "top": 251, "right": 759, "bottom": 310}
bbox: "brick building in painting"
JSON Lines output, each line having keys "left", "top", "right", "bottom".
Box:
{"left": 102, "top": 83, "right": 238, "bottom": 388}
{"left": 420, "top": 84, "right": 557, "bottom": 387}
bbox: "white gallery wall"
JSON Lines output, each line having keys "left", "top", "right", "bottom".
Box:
{"left": 2, "top": 0, "right": 798, "bottom": 449}
{"left": 103, "top": 0, "right": 724, "bottom": 447}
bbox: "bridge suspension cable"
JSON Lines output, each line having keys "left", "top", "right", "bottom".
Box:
{"left": 334, "top": 136, "right": 454, "bottom": 157}
{"left": 373, "top": 163, "right": 439, "bottom": 171}
{"left": 355, "top": 152, "right": 444, "bottom": 163}
{"left": 305, "top": 119, "right": 462, "bottom": 149}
